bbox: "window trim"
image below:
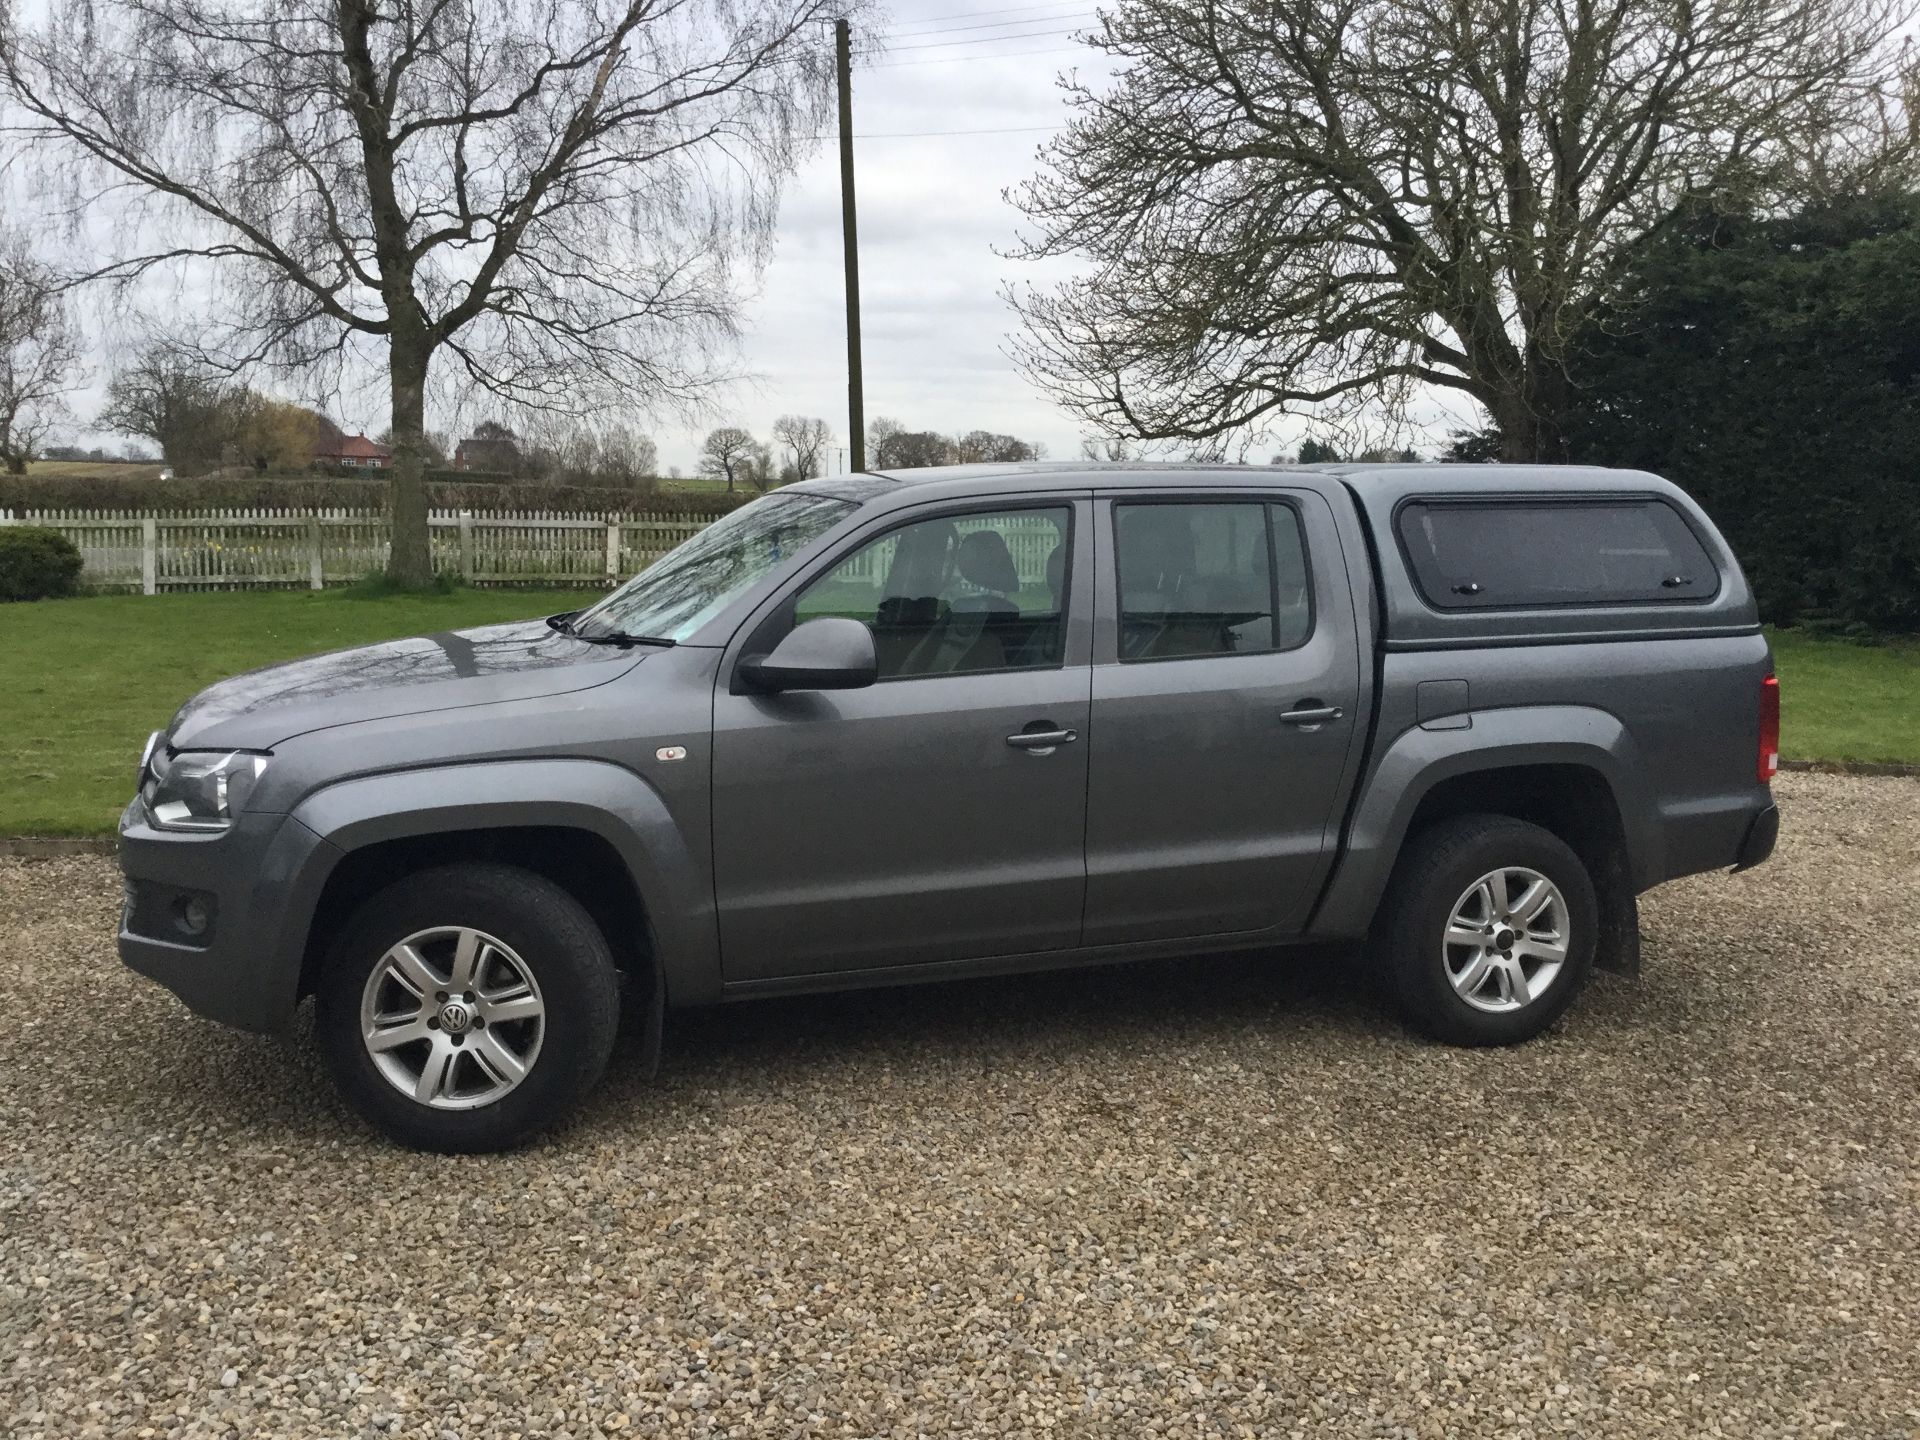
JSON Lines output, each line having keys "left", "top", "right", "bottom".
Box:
{"left": 1110, "top": 496, "right": 1317, "bottom": 664}
{"left": 1391, "top": 492, "right": 1725, "bottom": 614}
{"left": 773, "top": 498, "right": 1079, "bottom": 685}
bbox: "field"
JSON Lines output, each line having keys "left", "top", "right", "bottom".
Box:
{"left": 1767, "top": 627, "right": 1920, "bottom": 767}
{"left": 0, "top": 592, "right": 1912, "bottom": 835}
{"left": 0, "top": 588, "right": 602, "bottom": 835}
{"left": 22, "top": 459, "right": 170, "bottom": 481}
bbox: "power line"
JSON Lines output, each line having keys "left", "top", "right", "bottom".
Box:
{"left": 880, "top": 6, "right": 1094, "bottom": 40}
{"left": 815, "top": 123, "right": 1066, "bottom": 139}
{"left": 865, "top": 44, "right": 1093, "bottom": 69}
{"left": 884, "top": 0, "right": 1094, "bottom": 30}
{"left": 880, "top": 25, "right": 1086, "bottom": 53}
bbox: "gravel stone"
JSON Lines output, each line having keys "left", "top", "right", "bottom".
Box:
{"left": 1, "top": 771, "right": 1916, "bottom": 1437}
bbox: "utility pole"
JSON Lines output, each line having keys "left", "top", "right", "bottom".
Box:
{"left": 835, "top": 18, "right": 865, "bottom": 472}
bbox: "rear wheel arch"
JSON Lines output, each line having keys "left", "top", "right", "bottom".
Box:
{"left": 1393, "top": 763, "right": 1640, "bottom": 975}
{"left": 1312, "top": 710, "right": 1653, "bottom": 975}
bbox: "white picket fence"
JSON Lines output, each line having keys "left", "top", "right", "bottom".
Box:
{"left": 0, "top": 507, "right": 715, "bottom": 592}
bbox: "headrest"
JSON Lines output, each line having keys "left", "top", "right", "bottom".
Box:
{"left": 1118, "top": 511, "right": 1194, "bottom": 585}
{"left": 956, "top": 529, "right": 1019, "bottom": 594}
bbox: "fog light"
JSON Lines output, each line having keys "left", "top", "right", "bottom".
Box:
{"left": 175, "top": 895, "right": 212, "bottom": 937}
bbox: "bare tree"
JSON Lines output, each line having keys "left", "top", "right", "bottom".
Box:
{"left": 1079, "top": 435, "right": 1135, "bottom": 462}
{"left": 1009, "top": 0, "right": 1914, "bottom": 461}
{"left": 98, "top": 344, "right": 252, "bottom": 476}
{"left": 871, "top": 428, "right": 954, "bottom": 469}
{"left": 0, "top": 235, "right": 79, "bottom": 474}
{"left": 952, "top": 429, "right": 1041, "bottom": 463}
{"left": 745, "top": 439, "right": 777, "bottom": 491}
{"left": 525, "top": 417, "right": 659, "bottom": 488}
{"left": 771, "top": 414, "right": 833, "bottom": 480}
{"left": 3, "top": 0, "right": 849, "bottom": 580}
{"left": 865, "top": 415, "right": 907, "bottom": 465}
{"left": 699, "top": 426, "right": 758, "bottom": 491}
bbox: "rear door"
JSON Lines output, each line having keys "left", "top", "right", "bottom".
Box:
{"left": 1082, "top": 488, "right": 1363, "bottom": 944}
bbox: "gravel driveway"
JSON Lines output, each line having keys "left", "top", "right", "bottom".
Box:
{"left": 2, "top": 771, "right": 1916, "bottom": 1439}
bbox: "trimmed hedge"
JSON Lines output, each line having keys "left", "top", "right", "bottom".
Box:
{"left": 1565, "top": 197, "right": 1920, "bottom": 633}
{"left": 0, "top": 527, "right": 85, "bottom": 602}
{"left": 0, "top": 471, "right": 752, "bottom": 517}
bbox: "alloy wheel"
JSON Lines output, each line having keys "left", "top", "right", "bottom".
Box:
{"left": 358, "top": 926, "right": 546, "bottom": 1110}
{"left": 1441, "top": 866, "right": 1570, "bottom": 1013}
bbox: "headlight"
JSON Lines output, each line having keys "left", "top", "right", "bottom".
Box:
{"left": 143, "top": 750, "right": 270, "bottom": 832}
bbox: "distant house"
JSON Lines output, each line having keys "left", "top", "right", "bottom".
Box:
{"left": 312, "top": 432, "right": 392, "bottom": 470}
{"left": 453, "top": 433, "right": 522, "bottom": 473}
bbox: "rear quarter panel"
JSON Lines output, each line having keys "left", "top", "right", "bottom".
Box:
{"left": 1311, "top": 465, "right": 1773, "bottom": 937}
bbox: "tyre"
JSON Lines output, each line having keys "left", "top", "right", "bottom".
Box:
{"left": 1377, "top": 814, "right": 1598, "bottom": 1046}
{"left": 316, "top": 863, "right": 621, "bottom": 1153}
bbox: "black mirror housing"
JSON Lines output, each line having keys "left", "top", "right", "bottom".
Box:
{"left": 742, "top": 617, "right": 878, "bottom": 692}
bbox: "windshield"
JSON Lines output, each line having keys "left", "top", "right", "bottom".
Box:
{"left": 573, "top": 490, "right": 857, "bottom": 642}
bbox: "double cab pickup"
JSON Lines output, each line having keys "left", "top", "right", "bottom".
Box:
{"left": 119, "top": 462, "right": 1780, "bottom": 1150}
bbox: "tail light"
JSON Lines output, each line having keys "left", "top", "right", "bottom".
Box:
{"left": 1758, "top": 673, "right": 1780, "bottom": 783}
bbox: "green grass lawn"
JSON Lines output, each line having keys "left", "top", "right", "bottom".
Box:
{"left": 0, "top": 596, "right": 1913, "bottom": 836}
{"left": 0, "top": 588, "right": 602, "bottom": 836}
{"left": 1768, "top": 627, "right": 1920, "bottom": 768}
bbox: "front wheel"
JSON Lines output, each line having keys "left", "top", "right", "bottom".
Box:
{"left": 1377, "top": 815, "right": 1598, "bottom": 1046}
{"left": 316, "top": 864, "right": 621, "bottom": 1152}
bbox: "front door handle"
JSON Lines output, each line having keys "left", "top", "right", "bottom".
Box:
{"left": 1280, "top": 704, "right": 1343, "bottom": 727}
{"left": 1006, "top": 728, "right": 1078, "bottom": 751}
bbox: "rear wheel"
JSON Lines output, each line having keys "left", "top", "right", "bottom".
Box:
{"left": 316, "top": 864, "right": 621, "bottom": 1152}
{"left": 1378, "top": 815, "right": 1597, "bottom": 1046}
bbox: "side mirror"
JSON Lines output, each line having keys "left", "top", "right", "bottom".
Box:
{"left": 741, "top": 617, "right": 878, "bottom": 693}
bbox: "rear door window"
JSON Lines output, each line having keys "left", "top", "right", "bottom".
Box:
{"left": 1114, "top": 501, "right": 1313, "bottom": 659}
{"left": 1396, "top": 498, "right": 1719, "bottom": 609}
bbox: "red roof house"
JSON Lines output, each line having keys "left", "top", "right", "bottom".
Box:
{"left": 312, "top": 432, "right": 392, "bottom": 470}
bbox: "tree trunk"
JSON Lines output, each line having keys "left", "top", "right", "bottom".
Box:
{"left": 1495, "top": 373, "right": 1575, "bottom": 464}
{"left": 386, "top": 333, "right": 435, "bottom": 587}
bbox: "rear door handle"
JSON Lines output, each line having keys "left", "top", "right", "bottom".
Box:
{"left": 1280, "top": 704, "right": 1343, "bottom": 727}
{"left": 1006, "top": 728, "right": 1078, "bottom": 750}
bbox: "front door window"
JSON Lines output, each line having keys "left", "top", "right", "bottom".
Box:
{"left": 794, "top": 507, "right": 1072, "bottom": 677}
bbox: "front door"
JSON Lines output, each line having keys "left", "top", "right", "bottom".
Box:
{"left": 711, "top": 499, "right": 1093, "bottom": 981}
{"left": 1083, "top": 491, "right": 1363, "bottom": 945}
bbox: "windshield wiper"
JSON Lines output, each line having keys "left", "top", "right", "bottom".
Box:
{"left": 549, "top": 610, "right": 674, "bottom": 648}
{"left": 572, "top": 625, "right": 676, "bottom": 649}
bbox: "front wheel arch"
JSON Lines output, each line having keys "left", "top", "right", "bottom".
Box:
{"left": 285, "top": 757, "right": 723, "bottom": 1009}
{"left": 298, "top": 824, "right": 656, "bottom": 1008}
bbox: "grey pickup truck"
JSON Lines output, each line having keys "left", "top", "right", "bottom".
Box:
{"left": 119, "top": 462, "right": 1780, "bottom": 1151}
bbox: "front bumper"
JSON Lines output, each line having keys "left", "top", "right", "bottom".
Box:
{"left": 117, "top": 802, "right": 341, "bottom": 1033}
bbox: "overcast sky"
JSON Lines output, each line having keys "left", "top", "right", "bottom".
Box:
{"left": 665, "top": 0, "right": 1124, "bottom": 475}
{"left": 42, "top": 0, "right": 1479, "bottom": 469}
{"left": 653, "top": 0, "right": 1478, "bottom": 471}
